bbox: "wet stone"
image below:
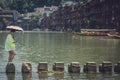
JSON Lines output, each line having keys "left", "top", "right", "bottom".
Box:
{"left": 38, "top": 62, "right": 48, "bottom": 72}
{"left": 68, "top": 62, "right": 80, "bottom": 73}
{"left": 6, "top": 62, "right": 15, "bottom": 73}
{"left": 114, "top": 61, "right": 120, "bottom": 73}
{"left": 99, "top": 61, "right": 112, "bottom": 73}
{"left": 83, "top": 62, "right": 97, "bottom": 72}
{"left": 53, "top": 62, "right": 64, "bottom": 71}
{"left": 22, "top": 62, "right": 32, "bottom": 73}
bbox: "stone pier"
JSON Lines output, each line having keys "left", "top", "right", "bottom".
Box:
{"left": 22, "top": 62, "right": 32, "bottom": 73}
{"left": 6, "top": 62, "right": 15, "bottom": 73}
{"left": 114, "top": 61, "right": 120, "bottom": 73}
{"left": 68, "top": 62, "right": 80, "bottom": 73}
{"left": 99, "top": 61, "right": 112, "bottom": 73}
{"left": 53, "top": 62, "right": 64, "bottom": 71}
{"left": 5, "top": 61, "right": 120, "bottom": 74}
{"left": 38, "top": 62, "right": 48, "bottom": 72}
{"left": 83, "top": 62, "right": 97, "bottom": 72}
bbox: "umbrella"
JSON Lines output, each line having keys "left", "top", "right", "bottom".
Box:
{"left": 6, "top": 25, "right": 24, "bottom": 31}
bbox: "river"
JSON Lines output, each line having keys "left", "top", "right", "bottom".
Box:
{"left": 0, "top": 31, "right": 120, "bottom": 80}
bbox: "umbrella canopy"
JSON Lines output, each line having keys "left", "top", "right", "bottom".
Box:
{"left": 6, "top": 26, "right": 23, "bottom": 31}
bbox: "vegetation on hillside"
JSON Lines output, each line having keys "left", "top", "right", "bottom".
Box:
{"left": 0, "top": 0, "right": 84, "bottom": 13}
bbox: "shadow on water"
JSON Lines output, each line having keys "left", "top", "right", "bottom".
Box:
{"left": 85, "top": 73, "right": 97, "bottom": 80}
{"left": 38, "top": 72, "right": 48, "bottom": 79}
{"left": 6, "top": 73, "right": 32, "bottom": 80}
{"left": 54, "top": 73, "right": 64, "bottom": 79}
{"left": 22, "top": 73, "right": 32, "bottom": 80}
{"left": 38, "top": 72, "right": 64, "bottom": 80}
{"left": 4, "top": 72, "right": 120, "bottom": 80}
{"left": 6, "top": 73, "right": 15, "bottom": 80}
{"left": 69, "top": 73, "right": 80, "bottom": 80}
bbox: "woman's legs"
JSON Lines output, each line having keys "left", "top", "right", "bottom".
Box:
{"left": 8, "top": 50, "right": 16, "bottom": 62}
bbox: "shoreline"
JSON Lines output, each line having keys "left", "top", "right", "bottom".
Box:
{"left": 72, "top": 32, "right": 108, "bottom": 36}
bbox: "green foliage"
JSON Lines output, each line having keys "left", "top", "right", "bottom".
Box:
{"left": 30, "top": 13, "right": 42, "bottom": 23}
{"left": 2, "top": 18, "right": 8, "bottom": 23}
{"left": 0, "top": 0, "right": 83, "bottom": 13}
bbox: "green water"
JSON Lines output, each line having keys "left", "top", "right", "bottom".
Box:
{"left": 0, "top": 31, "right": 120, "bottom": 80}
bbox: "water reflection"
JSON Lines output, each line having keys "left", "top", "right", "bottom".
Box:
{"left": 38, "top": 71, "right": 64, "bottom": 80}
{"left": 69, "top": 73, "right": 80, "bottom": 80}
{"left": 54, "top": 73, "right": 64, "bottom": 79}
{"left": 38, "top": 72, "right": 48, "bottom": 79}
{"left": 101, "top": 73, "right": 113, "bottom": 80}
{"left": 85, "top": 73, "right": 96, "bottom": 80}
{"left": 22, "top": 73, "right": 32, "bottom": 80}
{"left": 114, "top": 74, "right": 120, "bottom": 80}
{"left": 6, "top": 73, "right": 15, "bottom": 80}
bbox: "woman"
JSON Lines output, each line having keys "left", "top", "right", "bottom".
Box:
{"left": 5, "top": 29, "right": 16, "bottom": 62}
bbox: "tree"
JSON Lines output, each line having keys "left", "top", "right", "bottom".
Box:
{"left": 0, "top": 0, "right": 84, "bottom": 13}
{"left": 30, "top": 13, "right": 42, "bottom": 25}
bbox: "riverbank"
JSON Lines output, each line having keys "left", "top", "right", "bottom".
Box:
{"left": 73, "top": 32, "right": 107, "bottom": 36}
{"left": 107, "top": 33, "right": 120, "bottom": 39}
{"left": 72, "top": 29, "right": 119, "bottom": 36}
{"left": 1, "top": 29, "right": 120, "bottom": 38}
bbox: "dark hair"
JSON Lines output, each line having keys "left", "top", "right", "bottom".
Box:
{"left": 10, "top": 29, "right": 16, "bottom": 32}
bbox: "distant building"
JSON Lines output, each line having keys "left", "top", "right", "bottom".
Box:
{"left": 34, "top": 6, "right": 58, "bottom": 16}
{"left": 0, "top": 8, "right": 21, "bottom": 30}
{"left": 17, "top": 6, "right": 58, "bottom": 31}
{"left": 62, "top": 1, "right": 76, "bottom": 6}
